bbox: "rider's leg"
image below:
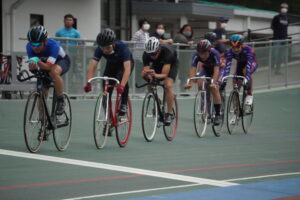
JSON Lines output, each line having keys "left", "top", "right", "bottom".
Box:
{"left": 49, "top": 64, "right": 63, "bottom": 96}
{"left": 210, "top": 84, "right": 221, "bottom": 116}
{"left": 164, "top": 77, "right": 174, "bottom": 114}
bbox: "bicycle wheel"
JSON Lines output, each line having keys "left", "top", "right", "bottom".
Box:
{"left": 53, "top": 93, "right": 72, "bottom": 151}
{"left": 115, "top": 97, "right": 132, "bottom": 147}
{"left": 226, "top": 91, "right": 240, "bottom": 134}
{"left": 193, "top": 90, "right": 208, "bottom": 137}
{"left": 93, "top": 93, "right": 109, "bottom": 149}
{"left": 163, "top": 94, "right": 178, "bottom": 141}
{"left": 212, "top": 90, "right": 226, "bottom": 137}
{"left": 141, "top": 92, "right": 158, "bottom": 142}
{"left": 24, "top": 91, "right": 46, "bottom": 153}
{"left": 242, "top": 99, "right": 254, "bottom": 134}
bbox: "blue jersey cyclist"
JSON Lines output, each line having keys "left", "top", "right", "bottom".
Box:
{"left": 84, "top": 28, "right": 133, "bottom": 115}
{"left": 26, "top": 25, "right": 70, "bottom": 115}
{"left": 223, "top": 35, "right": 257, "bottom": 106}
{"left": 184, "top": 39, "right": 222, "bottom": 125}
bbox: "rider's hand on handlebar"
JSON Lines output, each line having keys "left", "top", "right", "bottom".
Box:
{"left": 184, "top": 83, "right": 192, "bottom": 89}
{"left": 84, "top": 82, "right": 92, "bottom": 93}
{"left": 117, "top": 84, "right": 125, "bottom": 94}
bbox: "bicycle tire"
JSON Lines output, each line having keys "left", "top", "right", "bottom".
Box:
{"left": 93, "top": 93, "right": 109, "bottom": 149}
{"left": 212, "top": 90, "right": 226, "bottom": 137}
{"left": 53, "top": 93, "right": 72, "bottom": 151}
{"left": 115, "top": 97, "right": 132, "bottom": 147}
{"left": 242, "top": 99, "right": 254, "bottom": 134}
{"left": 141, "top": 92, "right": 158, "bottom": 142}
{"left": 193, "top": 90, "right": 208, "bottom": 137}
{"left": 163, "top": 94, "right": 178, "bottom": 141}
{"left": 23, "top": 91, "right": 45, "bottom": 153}
{"left": 226, "top": 91, "right": 240, "bottom": 134}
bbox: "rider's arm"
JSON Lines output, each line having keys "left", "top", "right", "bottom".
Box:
{"left": 153, "top": 64, "right": 171, "bottom": 79}
{"left": 87, "top": 60, "right": 99, "bottom": 81}
{"left": 245, "top": 48, "right": 256, "bottom": 82}
{"left": 223, "top": 51, "right": 233, "bottom": 78}
{"left": 212, "top": 66, "right": 220, "bottom": 84}
{"left": 120, "top": 60, "right": 131, "bottom": 86}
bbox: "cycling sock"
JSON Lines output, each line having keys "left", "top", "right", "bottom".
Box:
{"left": 214, "top": 104, "right": 220, "bottom": 115}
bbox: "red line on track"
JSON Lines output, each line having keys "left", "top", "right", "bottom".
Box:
{"left": 1, "top": 159, "right": 300, "bottom": 190}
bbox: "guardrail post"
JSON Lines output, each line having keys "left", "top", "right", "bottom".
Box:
{"left": 268, "top": 40, "right": 272, "bottom": 89}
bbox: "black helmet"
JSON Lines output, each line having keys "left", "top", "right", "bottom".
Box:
{"left": 204, "top": 32, "right": 217, "bottom": 44}
{"left": 27, "top": 25, "right": 48, "bottom": 43}
{"left": 96, "top": 28, "right": 116, "bottom": 47}
{"left": 197, "top": 39, "right": 212, "bottom": 52}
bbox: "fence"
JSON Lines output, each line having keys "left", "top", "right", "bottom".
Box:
{"left": 1, "top": 38, "right": 300, "bottom": 98}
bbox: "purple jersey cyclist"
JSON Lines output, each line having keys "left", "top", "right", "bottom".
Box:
{"left": 185, "top": 39, "right": 222, "bottom": 125}
{"left": 223, "top": 35, "right": 258, "bottom": 105}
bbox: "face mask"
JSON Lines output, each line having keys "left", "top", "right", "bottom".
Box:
{"left": 156, "top": 29, "right": 165, "bottom": 35}
{"left": 221, "top": 23, "right": 227, "bottom": 29}
{"left": 183, "top": 31, "right": 191, "bottom": 37}
{"left": 143, "top": 24, "right": 150, "bottom": 31}
{"left": 281, "top": 8, "right": 288, "bottom": 14}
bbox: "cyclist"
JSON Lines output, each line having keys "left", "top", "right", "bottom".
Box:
{"left": 142, "top": 37, "right": 178, "bottom": 126}
{"left": 184, "top": 39, "right": 222, "bottom": 125}
{"left": 223, "top": 34, "right": 257, "bottom": 106}
{"left": 26, "top": 25, "right": 70, "bottom": 115}
{"left": 84, "top": 28, "right": 133, "bottom": 116}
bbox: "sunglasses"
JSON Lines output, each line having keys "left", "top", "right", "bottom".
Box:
{"left": 100, "top": 45, "right": 113, "bottom": 50}
{"left": 30, "top": 42, "right": 42, "bottom": 47}
{"left": 148, "top": 51, "right": 159, "bottom": 57}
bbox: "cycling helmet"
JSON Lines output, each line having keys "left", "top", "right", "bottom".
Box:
{"left": 204, "top": 32, "right": 217, "bottom": 44}
{"left": 27, "top": 25, "right": 48, "bottom": 43}
{"left": 196, "top": 39, "right": 211, "bottom": 52}
{"left": 229, "top": 34, "right": 244, "bottom": 47}
{"left": 96, "top": 28, "right": 116, "bottom": 47}
{"left": 145, "top": 37, "right": 160, "bottom": 53}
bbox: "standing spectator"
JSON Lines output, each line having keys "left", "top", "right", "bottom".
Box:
{"left": 213, "top": 16, "right": 230, "bottom": 55}
{"left": 55, "top": 14, "right": 81, "bottom": 45}
{"left": 173, "top": 24, "right": 194, "bottom": 48}
{"left": 174, "top": 24, "right": 194, "bottom": 91}
{"left": 271, "top": 3, "right": 289, "bottom": 74}
{"left": 150, "top": 23, "right": 173, "bottom": 44}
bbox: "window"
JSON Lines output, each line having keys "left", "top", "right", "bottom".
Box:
{"left": 30, "top": 14, "right": 44, "bottom": 27}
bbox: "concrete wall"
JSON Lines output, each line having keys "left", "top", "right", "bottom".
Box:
{"left": 2, "top": 0, "right": 101, "bottom": 53}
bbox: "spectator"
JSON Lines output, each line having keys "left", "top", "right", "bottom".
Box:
{"left": 213, "top": 16, "right": 230, "bottom": 55}
{"left": 55, "top": 14, "right": 81, "bottom": 45}
{"left": 271, "top": 3, "right": 289, "bottom": 74}
{"left": 174, "top": 24, "right": 194, "bottom": 48}
{"left": 150, "top": 23, "right": 173, "bottom": 44}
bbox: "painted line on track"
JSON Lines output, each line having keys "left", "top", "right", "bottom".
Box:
{"left": 0, "top": 149, "right": 236, "bottom": 187}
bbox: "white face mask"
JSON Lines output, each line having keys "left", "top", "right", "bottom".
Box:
{"left": 221, "top": 23, "right": 227, "bottom": 29}
{"left": 143, "top": 24, "right": 150, "bottom": 31}
{"left": 156, "top": 29, "right": 165, "bottom": 35}
{"left": 281, "top": 8, "right": 288, "bottom": 14}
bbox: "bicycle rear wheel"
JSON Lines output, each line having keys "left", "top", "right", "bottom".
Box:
{"left": 53, "top": 93, "right": 72, "bottom": 151}
{"left": 193, "top": 90, "right": 208, "bottom": 137}
{"left": 242, "top": 100, "right": 254, "bottom": 134}
{"left": 93, "top": 93, "right": 109, "bottom": 149}
{"left": 24, "top": 91, "right": 45, "bottom": 153}
{"left": 212, "top": 90, "right": 226, "bottom": 137}
{"left": 163, "top": 94, "right": 178, "bottom": 141}
{"left": 115, "top": 97, "right": 132, "bottom": 147}
{"left": 226, "top": 91, "right": 240, "bottom": 134}
{"left": 141, "top": 92, "right": 158, "bottom": 142}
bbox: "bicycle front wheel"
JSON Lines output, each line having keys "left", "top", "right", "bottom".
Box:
{"left": 194, "top": 90, "right": 208, "bottom": 137}
{"left": 93, "top": 93, "right": 109, "bottom": 149}
{"left": 242, "top": 100, "right": 254, "bottom": 134}
{"left": 24, "top": 91, "right": 46, "bottom": 153}
{"left": 53, "top": 93, "right": 72, "bottom": 151}
{"left": 141, "top": 92, "right": 158, "bottom": 142}
{"left": 226, "top": 91, "right": 240, "bottom": 134}
{"left": 163, "top": 94, "right": 178, "bottom": 141}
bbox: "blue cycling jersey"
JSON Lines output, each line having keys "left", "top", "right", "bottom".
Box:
{"left": 26, "top": 39, "right": 67, "bottom": 65}
{"left": 191, "top": 48, "right": 220, "bottom": 69}
{"left": 93, "top": 41, "right": 133, "bottom": 65}
{"left": 55, "top": 27, "right": 81, "bottom": 45}
{"left": 224, "top": 45, "right": 258, "bottom": 82}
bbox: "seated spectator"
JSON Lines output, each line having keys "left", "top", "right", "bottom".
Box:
{"left": 174, "top": 24, "right": 194, "bottom": 49}
{"left": 150, "top": 23, "right": 173, "bottom": 44}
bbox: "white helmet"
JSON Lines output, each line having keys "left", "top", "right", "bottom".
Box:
{"left": 145, "top": 37, "right": 160, "bottom": 53}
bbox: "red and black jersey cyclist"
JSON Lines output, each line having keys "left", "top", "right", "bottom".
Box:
{"left": 26, "top": 25, "right": 70, "bottom": 115}
{"left": 84, "top": 28, "right": 134, "bottom": 115}
{"left": 223, "top": 34, "right": 258, "bottom": 106}
{"left": 184, "top": 39, "right": 222, "bottom": 125}
{"left": 142, "top": 37, "right": 179, "bottom": 126}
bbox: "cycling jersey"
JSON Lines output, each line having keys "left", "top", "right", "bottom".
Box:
{"left": 26, "top": 39, "right": 67, "bottom": 65}
{"left": 224, "top": 45, "right": 258, "bottom": 82}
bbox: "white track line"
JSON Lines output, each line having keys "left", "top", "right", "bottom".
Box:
{"left": 0, "top": 149, "right": 236, "bottom": 187}
{"left": 63, "top": 172, "right": 300, "bottom": 200}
